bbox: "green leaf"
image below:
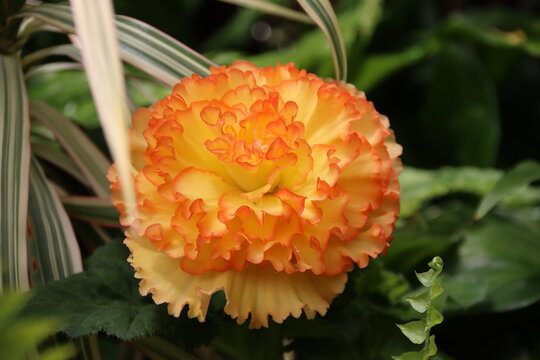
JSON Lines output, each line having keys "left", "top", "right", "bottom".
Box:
{"left": 30, "top": 100, "right": 111, "bottom": 197}
{"left": 426, "top": 335, "right": 437, "bottom": 357}
{"left": 20, "top": 3, "right": 217, "bottom": 86}
{"left": 297, "top": 0, "right": 347, "bottom": 80}
{"left": 419, "top": 43, "right": 499, "bottom": 167}
{"left": 396, "top": 320, "right": 426, "bottom": 345}
{"left": 475, "top": 160, "right": 540, "bottom": 219}
{"left": 430, "top": 280, "right": 444, "bottom": 300}
{"left": 416, "top": 270, "right": 436, "bottom": 288}
{"left": 395, "top": 257, "right": 444, "bottom": 359}
{"left": 0, "top": 53, "right": 31, "bottom": 292}
{"left": 405, "top": 291, "right": 430, "bottom": 314}
{"left": 444, "top": 218, "right": 540, "bottom": 312}
{"left": 218, "top": 0, "right": 312, "bottom": 23}
{"left": 428, "top": 308, "right": 443, "bottom": 328}
{"left": 27, "top": 156, "right": 83, "bottom": 287}
{"left": 22, "top": 241, "right": 171, "bottom": 339}
{"left": 61, "top": 196, "right": 119, "bottom": 227}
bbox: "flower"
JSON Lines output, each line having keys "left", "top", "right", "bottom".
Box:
{"left": 108, "top": 61, "right": 401, "bottom": 328}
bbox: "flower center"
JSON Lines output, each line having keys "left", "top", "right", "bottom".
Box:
{"left": 203, "top": 92, "right": 303, "bottom": 192}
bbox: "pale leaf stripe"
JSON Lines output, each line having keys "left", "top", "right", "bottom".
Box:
{"left": 70, "top": 0, "right": 136, "bottom": 222}
{"left": 218, "top": 0, "right": 312, "bottom": 24}
{"left": 30, "top": 100, "right": 110, "bottom": 197}
{"left": 297, "top": 0, "right": 347, "bottom": 80}
{"left": 27, "top": 157, "right": 83, "bottom": 287}
{"left": 0, "top": 54, "right": 31, "bottom": 292}
{"left": 19, "top": 3, "right": 217, "bottom": 86}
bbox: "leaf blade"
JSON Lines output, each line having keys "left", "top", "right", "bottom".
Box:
{"left": 70, "top": 0, "right": 135, "bottom": 221}
{"left": 475, "top": 160, "right": 540, "bottom": 219}
{"left": 297, "top": 0, "right": 347, "bottom": 80}
{"left": 27, "top": 157, "right": 83, "bottom": 287}
{"left": 0, "top": 54, "right": 31, "bottom": 292}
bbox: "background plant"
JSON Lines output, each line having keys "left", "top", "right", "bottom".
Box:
{"left": 1, "top": 0, "right": 540, "bottom": 359}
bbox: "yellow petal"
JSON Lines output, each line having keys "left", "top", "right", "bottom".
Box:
{"left": 126, "top": 231, "right": 347, "bottom": 328}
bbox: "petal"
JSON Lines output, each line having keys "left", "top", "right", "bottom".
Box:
{"left": 126, "top": 232, "right": 347, "bottom": 328}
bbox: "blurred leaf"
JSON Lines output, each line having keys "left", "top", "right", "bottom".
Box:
{"left": 356, "top": 36, "right": 438, "bottom": 91}
{"left": 0, "top": 53, "right": 31, "bottom": 291}
{"left": 475, "top": 160, "right": 540, "bottom": 219}
{"left": 355, "top": 260, "right": 411, "bottom": 306}
{"left": 27, "top": 70, "right": 98, "bottom": 128}
{"left": 32, "top": 142, "right": 89, "bottom": 186}
{"left": 445, "top": 11, "right": 540, "bottom": 57}
{"left": 419, "top": 43, "right": 499, "bottom": 167}
{"left": 22, "top": 44, "right": 82, "bottom": 68}
{"left": 297, "top": 0, "right": 347, "bottom": 80}
{"left": 0, "top": 292, "right": 75, "bottom": 360}
{"left": 219, "top": 0, "right": 311, "bottom": 23}
{"left": 61, "top": 196, "right": 120, "bottom": 227}
{"left": 27, "top": 156, "right": 83, "bottom": 287}
{"left": 400, "top": 167, "right": 500, "bottom": 218}
{"left": 25, "top": 61, "right": 83, "bottom": 79}
{"left": 30, "top": 100, "right": 111, "bottom": 197}
{"left": 444, "top": 218, "right": 540, "bottom": 313}
{"left": 23, "top": 241, "right": 170, "bottom": 339}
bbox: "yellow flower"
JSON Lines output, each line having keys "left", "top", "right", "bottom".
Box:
{"left": 108, "top": 61, "right": 402, "bottom": 328}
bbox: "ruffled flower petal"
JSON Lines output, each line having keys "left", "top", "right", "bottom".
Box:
{"left": 126, "top": 231, "right": 347, "bottom": 328}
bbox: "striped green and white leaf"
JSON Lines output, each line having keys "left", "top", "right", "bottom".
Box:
{"left": 219, "top": 0, "right": 312, "bottom": 23}
{"left": 69, "top": 0, "right": 135, "bottom": 221}
{"left": 297, "top": 0, "right": 347, "bottom": 80}
{"left": 27, "top": 157, "right": 83, "bottom": 287}
{"left": 19, "top": 3, "right": 217, "bottom": 86}
{"left": 30, "top": 100, "right": 110, "bottom": 197}
{"left": 61, "top": 196, "right": 119, "bottom": 227}
{"left": 0, "top": 54, "right": 31, "bottom": 292}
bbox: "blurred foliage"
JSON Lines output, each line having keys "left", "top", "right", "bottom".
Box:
{"left": 18, "top": 0, "right": 540, "bottom": 359}
{"left": 0, "top": 292, "right": 75, "bottom": 360}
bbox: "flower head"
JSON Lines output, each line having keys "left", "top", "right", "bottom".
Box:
{"left": 109, "top": 61, "right": 401, "bottom": 328}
